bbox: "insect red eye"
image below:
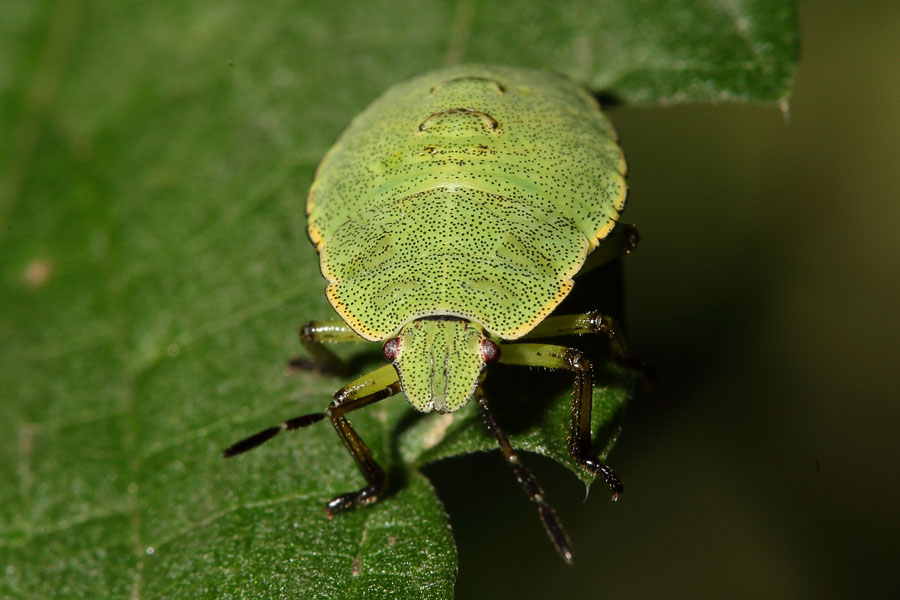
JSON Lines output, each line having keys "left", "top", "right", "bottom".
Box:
{"left": 382, "top": 337, "right": 400, "bottom": 361}
{"left": 480, "top": 339, "right": 500, "bottom": 363}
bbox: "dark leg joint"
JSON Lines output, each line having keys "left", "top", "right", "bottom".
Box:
{"left": 564, "top": 348, "right": 591, "bottom": 373}
{"left": 586, "top": 313, "right": 651, "bottom": 376}
{"left": 299, "top": 323, "right": 316, "bottom": 346}
{"left": 584, "top": 313, "right": 628, "bottom": 357}
{"left": 325, "top": 486, "right": 381, "bottom": 517}
{"left": 586, "top": 311, "right": 613, "bottom": 334}
{"left": 333, "top": 381, "right": 402, "bottom": 410}
{"left": 580, "top": 459, "right": 624, "bottom": 500}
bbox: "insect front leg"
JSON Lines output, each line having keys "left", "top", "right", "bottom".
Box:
{"left": 289, "top": 320, "right": 365, "bottom": 376}
{"left": 223, "top": 363, "right": 401, "bottom": 516}
{"left": 323, "top": 364, "right": 401, "bottom": 515}
{"left": 498, "top": 343, "right": 623, "bottom": 499}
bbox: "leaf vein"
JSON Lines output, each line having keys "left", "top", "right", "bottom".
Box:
{"left": 148, "top": 492, "right": 318, "bottom": 549}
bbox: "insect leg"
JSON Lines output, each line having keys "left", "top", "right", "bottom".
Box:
{"left": 324, "top": 364, "right": 401, "bottom": 515}
{"left": 476, "top": 385, "right": 575, "bottom": 564}
{"left": 522, "top": 311, "right": 650, "bottom": 376}
{"left": 498, "top": 343, "right": 623, "bottom": 499}
{"left": 289, "top": 320, "right": 364, "bottom": 376}
{"left": 223, "top": 364, "right": 401, "bottom": 516}
{"left": 521, "top": 311, "right": 627, "bottom": 358}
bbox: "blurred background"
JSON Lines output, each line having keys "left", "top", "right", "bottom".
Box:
{"left": 427, "top": 1, "right": 900, "bottom": 598}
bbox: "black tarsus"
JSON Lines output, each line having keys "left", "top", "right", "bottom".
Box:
{"left": 323, "top": 381, "right": 401, "bottom": 515}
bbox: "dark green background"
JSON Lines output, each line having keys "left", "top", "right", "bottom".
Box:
{"left": 435, "top": 1, "right": 900, "bottom": 598}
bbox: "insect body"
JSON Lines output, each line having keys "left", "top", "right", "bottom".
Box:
{"left": 224, "top": 65, "right": 635, "bottom": 563}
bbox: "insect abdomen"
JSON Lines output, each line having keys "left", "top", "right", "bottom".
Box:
{"left": 308, "top": 65, "right": 626, "bottom": 341}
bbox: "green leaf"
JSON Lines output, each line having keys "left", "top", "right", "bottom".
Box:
{"left": 0, "top": 0, "right": 797, "bottom": 597}
{"left": 401, "top": 364, "right": 631, "bottom": 486}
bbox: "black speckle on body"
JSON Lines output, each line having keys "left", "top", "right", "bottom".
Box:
{"left": 308, "top": 65, "right": 627, "bottom": 341}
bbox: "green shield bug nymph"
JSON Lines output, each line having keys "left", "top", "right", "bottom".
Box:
{"left": 223, "top": 65, "right": 637, "bottom": 563}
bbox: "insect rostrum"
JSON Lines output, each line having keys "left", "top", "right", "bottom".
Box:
{"left": 224, "top": 64, "right": 635, "bottom": 564}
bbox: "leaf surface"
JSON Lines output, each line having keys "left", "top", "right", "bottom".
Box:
{"left": 0, "top": 1, "right": 797, "bottom": 597}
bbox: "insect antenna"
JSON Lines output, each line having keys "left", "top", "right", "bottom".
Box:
{"left": 221, "top": 412, "right": 326, "bottom": 458}
{"left": 476, "top": 388, "right": 575, "bottom": 564}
